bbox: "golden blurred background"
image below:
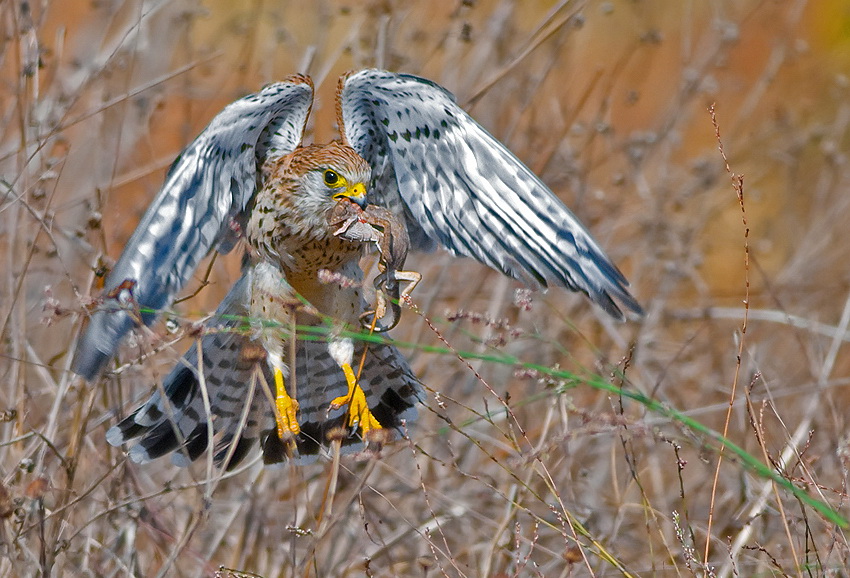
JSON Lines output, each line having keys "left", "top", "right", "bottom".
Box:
{"left": 3, "top": 0, "right": 850, "bottom": 575}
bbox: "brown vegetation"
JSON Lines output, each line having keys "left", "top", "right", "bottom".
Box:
{"left": 2, "top": 1, "right": 850, "bottom": 575}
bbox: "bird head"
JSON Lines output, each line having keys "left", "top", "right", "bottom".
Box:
{"left": 326, "top": 169, "right": 367, "bottom": 208}
{"left": 292, "top": 141, "right": 370, "bottom": 201}
{"left": 266, "top": 141, "right": 370, "bottom": 234}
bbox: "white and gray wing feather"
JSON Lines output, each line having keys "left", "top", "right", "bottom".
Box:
{"left": 75, "top": 77, "right": 314, "bottom": 380}
{"left": 338, "top": 69, "right": 641, "bottom": 319}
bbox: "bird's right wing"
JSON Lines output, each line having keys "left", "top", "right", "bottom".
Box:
{"left": 74, "top": 77, "right": 314, "bottom": 380}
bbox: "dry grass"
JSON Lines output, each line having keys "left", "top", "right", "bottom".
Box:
{"left": 3, "top": 0, "right": 850, "bottom": 576}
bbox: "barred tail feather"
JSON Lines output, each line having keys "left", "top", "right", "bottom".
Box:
{"left": 108, "top": 271, "right": 422, "bottom": 468}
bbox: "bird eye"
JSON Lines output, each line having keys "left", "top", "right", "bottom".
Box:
{"left": 323, "top": 170, "right": 340, "bottom": 186}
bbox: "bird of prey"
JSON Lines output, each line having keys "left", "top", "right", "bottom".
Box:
{"left": 75, "top": 69, "right": 641, "bottom": 468}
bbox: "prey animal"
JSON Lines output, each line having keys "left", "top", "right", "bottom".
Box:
{"left": 328, "top": 198, "right": 421, "bottom": 332}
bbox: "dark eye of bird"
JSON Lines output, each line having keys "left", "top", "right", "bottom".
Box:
{"left": 323, "top": 170, "right": 339, "bottom": 186}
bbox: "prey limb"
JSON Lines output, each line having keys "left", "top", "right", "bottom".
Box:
{"left": 328, "top": 199, "right": 421, "bottom": 331}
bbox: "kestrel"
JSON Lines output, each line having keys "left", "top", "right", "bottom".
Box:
{"left": 76, "top": 69, "right": 642, "bottom": 468}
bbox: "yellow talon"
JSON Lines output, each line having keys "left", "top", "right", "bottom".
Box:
{"left": 274, "top": 367, "right": 300, "bottom": 438}
{"left": 329, "top": 362, "right": 383, "bottom": 434}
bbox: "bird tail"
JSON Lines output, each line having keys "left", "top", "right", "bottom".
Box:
{"left": 107, "top": 271, "right": 422, "bottom": 469}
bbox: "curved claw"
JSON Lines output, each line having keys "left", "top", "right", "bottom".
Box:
{"left": 382, "top": 299, "right": 404, "bottom": 331}
{"left": 359, "top": 308, "right": 397, "bottom": 333}
{"left": 358, "top": 272, "right": 402, "bottom": 332}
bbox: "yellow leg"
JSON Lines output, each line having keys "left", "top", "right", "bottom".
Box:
{"left": 329, "top": 362, "right": 383, "bottom": 435}
{"left": 274, "top": 367, "right": 300, "bottom": 438}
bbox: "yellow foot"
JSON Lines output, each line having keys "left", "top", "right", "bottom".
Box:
{"left": 274, "top": 367, "right": 300, "bottom": 438}
{"left": 329, "top": 362, "right": 383, "bottom": 435}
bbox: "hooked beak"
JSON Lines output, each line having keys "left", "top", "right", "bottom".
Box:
{"left": 333, "top": 182, "right": 367, "bottom": 207}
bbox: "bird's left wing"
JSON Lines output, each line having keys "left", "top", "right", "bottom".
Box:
{"left": 338, "top": 69, "right": 641, "bottom": 320}
{"left": 75, "top": 77, "right": 314, "bottom": 380}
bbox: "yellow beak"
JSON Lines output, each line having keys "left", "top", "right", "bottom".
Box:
{"left": 333, "top": 182, "right": 367, "bottom": 206}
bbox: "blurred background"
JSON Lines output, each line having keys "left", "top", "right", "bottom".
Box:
{"left": 3, "top": 0, "right": 850, "bottom": 575}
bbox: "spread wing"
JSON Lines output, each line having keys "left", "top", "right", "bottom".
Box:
{"left": 74, "top": 77, "right": 314, "bottom": 380}
{"left": 337, "top": 69, "right": 641, "bottom": 319}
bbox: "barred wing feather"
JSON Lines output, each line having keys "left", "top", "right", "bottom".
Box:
{"left": 74, "top": 77, "right": 314, "bottom": 380}
{"left": 338, "top": 69, "right": 641, "bottom": 319}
